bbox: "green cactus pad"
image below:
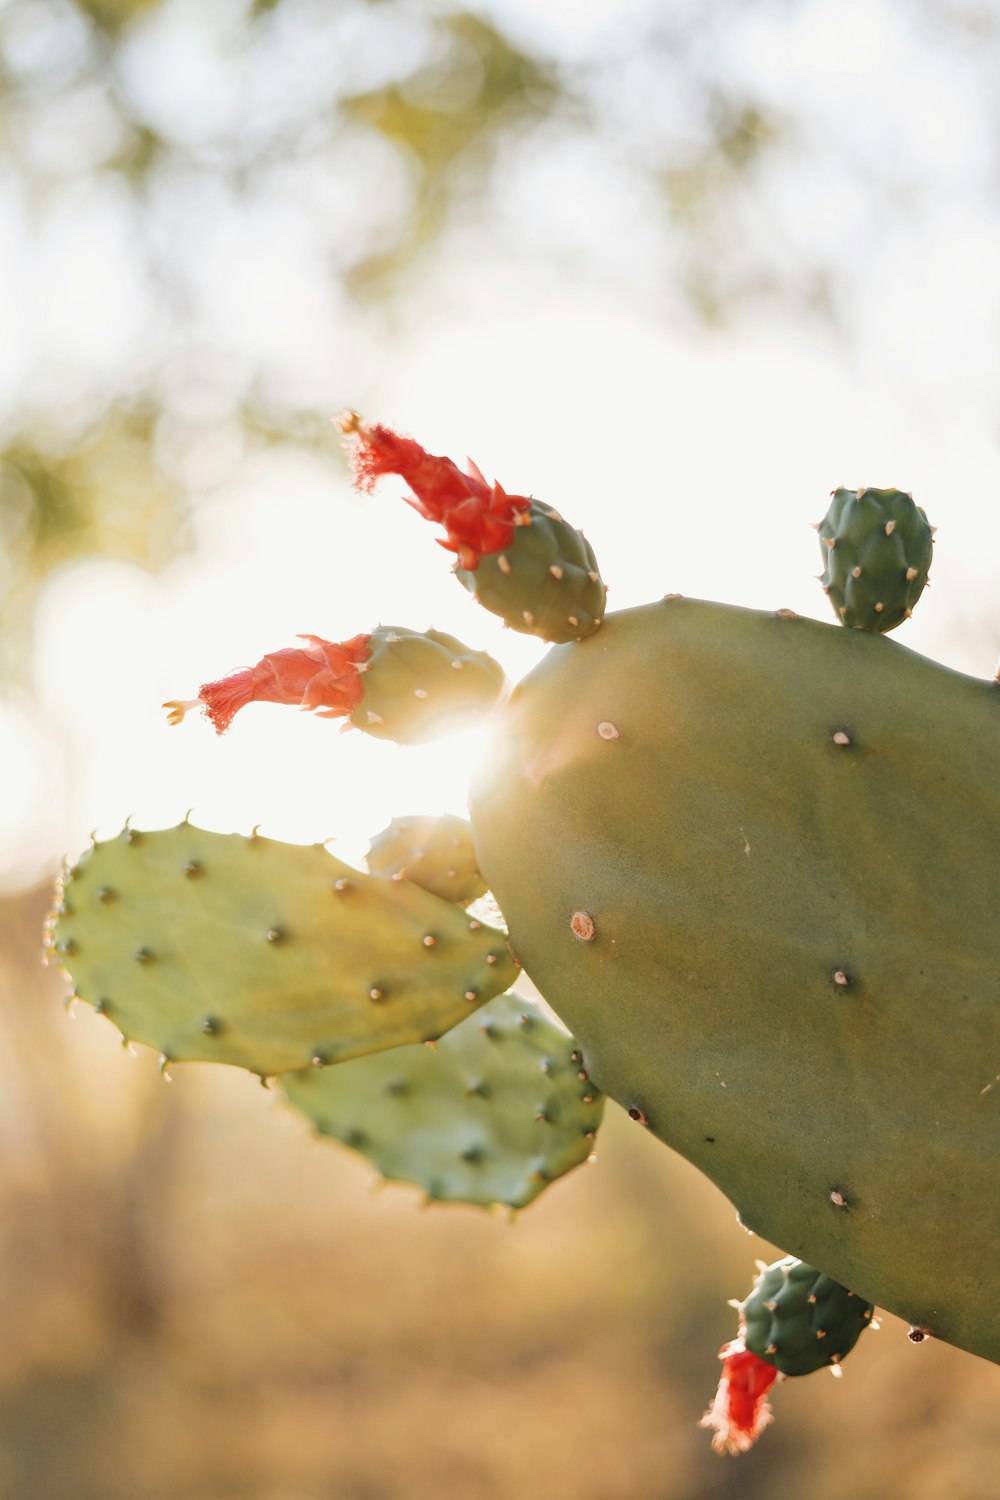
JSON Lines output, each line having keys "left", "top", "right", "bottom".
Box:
{"left": 280, "top": 991, "right": 605, "bottom": 1209}
{"left": 742, "top": 1257, "right": 874, "bottom": 1377}
{"left": 367, "top": 814, "right": 487, "bottom": 905}
{"left": 455, "top": 502, "right": 606, "bottom": 644}
{"left": 351, "top": 627, "right": 506, "bottom": 743}
{"left": 471, "top": 597, "right": 1000, "bottom": 1365}
{"left": 48, "top": 822, "right": 517, "bottom": 1075}
{"left": 818, "top": 487, "right": 933, "bottom": 633}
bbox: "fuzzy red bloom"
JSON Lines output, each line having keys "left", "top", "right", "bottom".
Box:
{"left": 339, "top": 413, "right": 532, "bottom": 570}
{"left": 190, "top": 633, "right": 371, "bottom": 734}
{"left": 699, "top": 1340, "right": 779, "bottom": 1456}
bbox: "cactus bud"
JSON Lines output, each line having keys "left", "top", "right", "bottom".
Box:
{"left": 340, "top": 415, "right": 607, "bottom": 644}
{"left": 818, "top": 487, "right": 933, "bottom": 633}
{"left": 166, "top": 627, "right": 505, "bottom": 745}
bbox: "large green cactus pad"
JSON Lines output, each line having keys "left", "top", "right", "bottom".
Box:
{"left": 742, "top": 1257, "right": 874, "bottom": 1376}
{"left": 281, "top": 991, "right": 605, "bottom": 1209}
{"left": 471, "top": 598, "right": 1000, "bottom": 1364}
{"left": 48, "top": 823, "right": 516, "bottom": 1075}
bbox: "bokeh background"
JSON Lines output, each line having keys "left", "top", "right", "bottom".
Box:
{"left": 2, "top": 0, "right": 999, "bottom": 1495}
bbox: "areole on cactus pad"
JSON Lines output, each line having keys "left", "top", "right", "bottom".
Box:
{"left": 49, "top": 410, "right": 1000, "bottom": 1459}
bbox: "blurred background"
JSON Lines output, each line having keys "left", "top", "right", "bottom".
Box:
{"left": 2, "top": 0, "right": 999, "bottom": 1494}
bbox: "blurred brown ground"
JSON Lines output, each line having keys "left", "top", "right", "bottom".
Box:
{"left": 2, "top": 884, "right": 998, "bottom": 1500}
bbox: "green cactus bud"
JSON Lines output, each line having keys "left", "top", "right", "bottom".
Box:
{"left": 280, "top": 991, "right": 604, "bottom": 1209}
{"left": 173, "top": 626, "right": 505, "bottom": 745}
{"left": 47, "top": 822, "right": 517, "bottom": 1076}
{"left": 454, "top": 501, "right": 606, "bottom": 644}
{"left": 818, "top": 487, "right": 933, "bottom": 633}
{"left": 742, "top": 1257, "right": 874, "bottom": 1376}
{"left": 351, "top": 627, "right": 506, "bottom": 743}
{"left": 342, "top": 417, "right": 607, "bottom": 645}
{"left": 366, "top": 814, "right": 487, "bottom": 905}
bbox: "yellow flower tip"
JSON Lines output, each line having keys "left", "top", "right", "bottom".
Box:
{"left": 163, "top": 698, "right": 201, "bottom": 727}
{"left": 334, "top": 409, "right": 364, "bottom": 437}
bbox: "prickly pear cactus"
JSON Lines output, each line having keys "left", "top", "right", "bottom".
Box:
{"left": 339, "top": 413, "right": 607, "bottom": 642}
{"left": 49, "top": 821, "right": 517, "bottom": 1074}
{"left": 470, "top": 596, "right": 1000, "bottom": 1365}
{"left": 281, "top": 991, "right": 604, "bottom": 1209}
{"left": 167, "top": 625, "right": 505, "bottom": 743}
{"left": 366, "top": 814, "right": 487, "bottom": 905}
{"left": 48, "top": 410, "right": 1000, "bottom": 1458}
{"left": 701, "top": 1255, "right": 874, "bottom": 1455}
{"left": 741, "top": 1256, "right": 874, "bottom": 1376}
{"left": 351, "top": 627, "right": 506, "bottom": 742}
{"left": 818, "top": 486, "right": 933, "bottom": 632}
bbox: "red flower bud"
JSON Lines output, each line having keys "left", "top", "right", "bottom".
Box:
{"left": 339, "top": 412, "right": 531, "bottom": 571}
{"left": 699, "top": 1340, "right": 779, "bottom": 1456}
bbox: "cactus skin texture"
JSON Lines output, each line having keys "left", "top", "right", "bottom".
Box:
{"left": 351, "top": 627, "right": 506, "bottom": 743}
{"left": 470, "top": 596, "right": 1000, "bottom": 1365}
{"left": 280, "top": 991, "right": 604, "bottom": 1209}
{"left": 453, "top": 501, "right": 606, "bottom": 644}
{"left": 742, "top": 1257, "right": 874, "bottom": 1376}
{"left": 819, "top": 487, "right": 933, "bottom": 633}
{"left": 367, "top": 814, "right": 487, "bottom": 905}
{"left": 48, "top": 822, "right": 516, "bottom": 1076}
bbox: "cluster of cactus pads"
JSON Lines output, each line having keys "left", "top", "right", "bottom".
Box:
{"left": 47, "top": 418, "right": 999, "bottom": 1456}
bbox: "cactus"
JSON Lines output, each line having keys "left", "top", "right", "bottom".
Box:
{"left": 281, "top": 991, "right": 604, "bottom": 1209}
{"left": 48, "top": 821, "right": 517, "bottom": 1075}
{"left": 818, "top": 486, "right": 934, "bottom": 632}
{"left": 740, "top": 1256, "right": 874, "bottom": 1377}
{"left": 48, "top": 412, "right": 1000, "bottom": 1456}
{"left": 340, "top": 413, "right": 606, "bottom": 642}
{"left": 470, "top": 595, "right": 1000, "bottom": 1367}
{"left": 701, "top": 1256, "right": 875, "bottom": 1455}
{"left": 165, "top": 625, "right": 506, "bottom": 744}
{"left": 366, "top": 814, "right": 487, "bottom": 905}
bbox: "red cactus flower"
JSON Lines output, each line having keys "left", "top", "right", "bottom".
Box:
{"left": 164, "top": 633, "right": 371, "bottom": 734}
{"left": 338, "top": 411, "right": 532, "bottom": 570}
{"left": 699, "top": 1340, "right": 779, "bottom": 1455}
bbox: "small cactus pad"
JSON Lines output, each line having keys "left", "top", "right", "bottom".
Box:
{"left": 280, "top": 992, "right": 605, "bottom": 1209}
{"left": 818, "top": 487, "right": 933, "bottom": 633}
{"left": 367, "top": 814, "right": 487, "bottom": 905}
{"left": 48, "top": 823, "right": 516, "bottom": 1075}
{"left": 742, "top": 1257, "right": 874, "bottom": 1376}
{"left": 352, "top": 627, "right": 506, "bottom": 743}
{"left": 455, "top": 501, "right": 606, "bottom": 644}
